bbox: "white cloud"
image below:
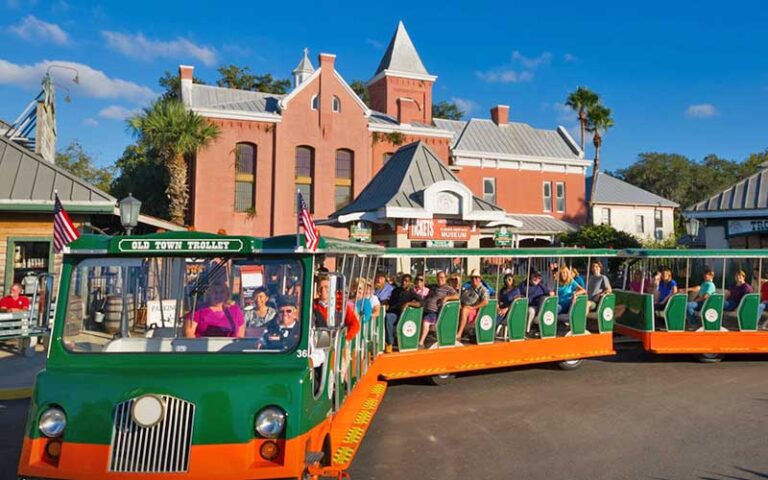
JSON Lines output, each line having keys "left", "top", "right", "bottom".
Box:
{"left": 475, "top": 69, "right": 534, "bottom": 83}
{"left": 99, "top": 105, "right": 140, "bottom": 120}
{"left": 685, "top": 103, "right": 718, "bottom": 118}
{"left": 8, "top": 15, "right": 69, "bottom": 45}
{"left": 366, "top": 38, "right": 384, "bottom": 50}
{"left": 82, "top": 118, "right": 99, "bottom": 127}
{"left": 450, "top": 97, "right": 478, "bottom": 116}
{"left": 512, "top": 51, "right": 551, "bottom": 69}
{"left": 101, "top": 31, "right": 218, "bottom": 67}
{"left": 0, "top": 59, "right": 156, "bottom": 102}
{"left": 563, "top": 53, "right": 578, "bottom": 63}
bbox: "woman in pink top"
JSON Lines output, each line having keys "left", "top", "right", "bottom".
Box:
{"left": 185, "top": 282, "right": 245, "bottom": 338}
{"left": 413, "top": 275, "right": 430, "bottom": 298}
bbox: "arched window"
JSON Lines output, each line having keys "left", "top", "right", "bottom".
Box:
{"left": 296, "top": 146, "right": 315, "bottom": 212}
{"left": 335, "top": 149, "right": 353, "bottom": 209}
{"left": 234, "top": 143, "right": 256, "bottom": 212}
{"left": 332, "top": 96, "right": 341, "bottom": 113}
{"left": 311, "top": 95, "right": 319, "bottom": 110}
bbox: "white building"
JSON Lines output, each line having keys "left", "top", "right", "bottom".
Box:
{"left": 588, "top": 172, "right": 678, "bottom": 240}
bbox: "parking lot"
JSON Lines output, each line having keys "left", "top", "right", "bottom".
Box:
{"left": 2, "top": 342, "right": 767, "bottom": 480}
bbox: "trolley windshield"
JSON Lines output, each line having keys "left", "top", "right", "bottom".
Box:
{"left": 62, "top": 256, "right": 304, "bottom": 354}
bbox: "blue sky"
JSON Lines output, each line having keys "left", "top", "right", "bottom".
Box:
{"left": 1, "top": 0, "right": 767, "bottom": 171}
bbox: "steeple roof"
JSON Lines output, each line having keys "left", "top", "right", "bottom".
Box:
{"left": 374, "top": 21, "right": 432, "bottom": 78}
{"left": 293, "top": 48, "right": 314, "bottom": 74}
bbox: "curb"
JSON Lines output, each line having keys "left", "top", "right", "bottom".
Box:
{"left": 0, "top": 387, "right": 33, "bottom": 401}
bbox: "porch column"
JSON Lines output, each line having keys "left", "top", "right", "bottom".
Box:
{"left": 467, "top": 235, "right": 480, "bottom": 273}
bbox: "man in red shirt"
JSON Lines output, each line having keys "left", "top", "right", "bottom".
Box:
{"left": 0, "top": 283, "right": 31, "bottom": 312}
{"left": 312, "top": 276, "right": 360, "bottom": 340}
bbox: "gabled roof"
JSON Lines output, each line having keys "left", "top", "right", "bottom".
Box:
{"left": 686, "top": 166, "right": 768, "bottom": 218}
{"left": 189, "top": 83, "right": 284, "bottom": 115}
{"left": 372, "top": 21, "right": 434, "bottom": 80}
{"left": 0, "top": 134, "right": 115, "bottom": 213}
{"left": 588, "top": 172, "right": 678, "bottom": 207}
{"left": 504, "top": 214, "right": 578, "bottom": 234}
{"left": 329, "top": 141, "right": 503, "bottom": 220}
{"left": 438, "top": 118, "right": 584, "bottom": 161}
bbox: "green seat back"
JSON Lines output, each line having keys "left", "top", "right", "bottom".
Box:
{"left": 507, "top": 297, "right": 529, "bottom": 341}
{"left": 377, "top": 305, "right": 386, "bottom": 353}
{"left": 737, "top": 293, "right": 760, "bottom": 331}
{"left": 701, "top": 293, "right": 724, "bottom": 332}
{"left": 475, "top": 299, "right": 497, "bottom": 345}
{"left": 596, "top": 293, "right": 616, "bottom": 333}
{"left": 663, "top": 293, "right": 688, "bottom": 331}
{"left": 614, "top": 290, "right": 655, "bottom": 331}
{"left": 436, "top": 300, "right": 461, "bottom": 347}
{"left": 569, "top": 295, "right": 589, "bottom": 335}
{"left": 396, "top": 306, "right": 423, "bottom": 352}
{"left": 538, "top": 296, "right": 559, "bottom": 338}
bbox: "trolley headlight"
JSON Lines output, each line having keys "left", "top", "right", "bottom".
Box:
{"left": 254, "top": 407, "right": 285, "bottom": 438}
{"left": 38, "top": 407, "right": 67, "bottom": 438}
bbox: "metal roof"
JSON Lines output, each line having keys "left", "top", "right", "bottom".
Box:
{"left": 330, "top": 140, "right": 502, "bottom": 218}
{"left": 374, "top": 21, "right": 431, "bottom": 77}
{"left": 686, "top": 167, "right": 768, "bottom": 216}
{"left": 190, "top": 84, "right": 283, "bottom": 114}
{"left": 432, "top": 118, "right": 466, "bottom": 144}
{"left": 0, "top": 135, "right": 115, "bottom": 212}
{"left": 448, "top": 119, "right": 582, "bottom": 160}
{"left": 503, "top": 214, "right": 578, "bottom": 235}
{"left": 292, "top": 49, "right": 314, "bottom": 74}
{"left": 588, "top": 172, "right": 678, "bottom": 207}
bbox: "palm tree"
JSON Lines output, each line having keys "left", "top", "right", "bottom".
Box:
{"left": 586, "top": 104, "right": 614, "bottom": 218}
{"left": 565, "top": 87, "right": 600, "bottom": 153}
{"left": 129, "top": 99, "right": 220, "bottom": 225}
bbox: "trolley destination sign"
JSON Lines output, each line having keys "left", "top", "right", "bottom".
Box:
{"left": 116, "top": 238, "right": 245, "bottom": 253}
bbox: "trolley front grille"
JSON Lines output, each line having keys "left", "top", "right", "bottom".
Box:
{"left": 108, "top": 395, "right": 195, "bottom": 473}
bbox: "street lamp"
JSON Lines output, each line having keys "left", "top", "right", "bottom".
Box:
{"left": 685, "top": 217, "right": 700, "bottom": 238}
{"left": 118, "top": 193, "right": 141, "bottom": 236}
{"left": 46, "top": 64, "right": 80, "bottom": 85}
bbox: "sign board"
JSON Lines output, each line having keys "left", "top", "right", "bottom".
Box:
{"left": 407, "top": 219, "right": 471, "bottom": 241}
{"left": 349, "top": 222, "right": 372, "bottom": 242}
{"left": 146, "top": 300, "right": 177, "bottom": 328}
{"left": 494, "top": 226, "right": 513, "bottom": 247}
{"left": 117, "top": 238, "right": 244, "bottom": 254}
{"left": 426, "top": 240, "right": 453, "bottom": 248}
{"left": 727, "top": 219, "right": 768, "bottom": 237}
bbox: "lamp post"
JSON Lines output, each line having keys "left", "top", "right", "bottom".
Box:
{"left": 685, "top": 217, "right": 700, "bottom": 238}
{"left": 119, "top": 193, "right": 141, "bottom": 236}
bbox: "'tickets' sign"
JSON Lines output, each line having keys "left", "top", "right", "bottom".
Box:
{"left": 407, "top": 219, "right": 471, "bottom": 241}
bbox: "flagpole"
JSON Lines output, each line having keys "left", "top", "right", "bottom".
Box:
{"left": 296, "top": 189, "right": 302, "bottom": 252}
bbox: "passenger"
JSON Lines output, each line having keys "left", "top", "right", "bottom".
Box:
{"left": 572, "top": 267, "right": 586, "bottom": 289}
{"left": 461, "top": 277, "right": 496, "bottom": 296}
{"left": 496, "top": 274, "right": 521, "bottom": 325}
{"left": 556, "top": 266, "right": 586, "bottom": 315}
{"left": 355, "top": 280, "right": 381, "bottom": 325}
{"left": 654, "top": 267, "right": 678, "bottom": 311}
{"left": 457, "top": 270, "right": 489, "bottom": 340}
{"left": 586, "top": 261, "right": 612, "bottom": 311}
{"left": 684, "top": 269, "right": 716, "bottom": 329}
{"left": 448, "top": 274, "right": 461, "bottom": 292}
{"left": 259, "top": 295, "right": 301, "bottom": 350}
{"left": 518, "top": 271, "right": 555, "bottom": 332}
{"left": 312, "top": 276, "right": 360, "bottom": 341}
{"left": 246, "top": 287, "right": 276, "bottom": 328}
{"left": 724, "top": 270, "right": 760, "bottom": 315}
{"left": 418, "top": 271, "right": 460, "bottom": 347}
{"left": 0, "top": 283, "right": 30, "bottom": 312}
{"left": 413, "top": 275, "right": 430, "bottom": 298}
{"left": 384, "top": 274, "right": 423, "bottom": 353}
{"left": 374, "top": 272, "right": 394, "bottom": 303}
{"left": 185, "top": 281, "right": 245, "bottom": 338}
{"left": 629, "top": 270, "right": 647, "bottom": 293}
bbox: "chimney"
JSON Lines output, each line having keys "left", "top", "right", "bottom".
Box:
{"left": 490, "top": 105, "right": 509, "bottom": 126}
{"left": 318, "top": 53, "right": 336, "bottom": 70}
{"left": 397, "top": 97, "right": 420, "bottom": 125}
{"left": 179, "top": 65, "right": 194, "bottom": 107}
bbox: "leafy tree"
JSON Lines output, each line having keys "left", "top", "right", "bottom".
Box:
{"left": 55, "top": 141, "right": 114, "bottom": 192}
{"left": 432, "top": 100, "right": 464, "bottom": 120}
{"left": 350, "top": 80, "right": 371, "bottom": 106}
{"left": 586, "top": 104, "right": 614, "bottom": 218}
{"left": 110, "top": 143, "right": 170, "bottom": 219}
{"left": 216, "top": 65, "right": 290, "bottom": 94}
{"left": 559, "top": 224, "right": 641, "bottom": 249}
{"left": 565, "top": 87, "right": 600, "bottom": 153}
{"left": 128, "top": 99, "right": 220, "bottom": 225}
{"left": 158, "top": 70, "right": 206, "bottom": 101}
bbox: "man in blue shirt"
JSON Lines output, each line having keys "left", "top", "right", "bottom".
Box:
{"left": 518, "top": 271, "right": 554, "bottom": 333}
{"left": 374, "top": 272, "right": 394, "bottom": 303}
{"left": 685, "top": 269, "right": 716, "bottom": 329}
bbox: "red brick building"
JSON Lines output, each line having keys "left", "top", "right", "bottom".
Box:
{"left": 181, "top": 21, "right": 589, "bottom": 246}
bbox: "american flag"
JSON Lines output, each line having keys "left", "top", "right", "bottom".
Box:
{"left": 53, "top": 192, "right": 80, "bottom": 253}
{"left": 297, "top": 191, "right": 319, "bottom": 251}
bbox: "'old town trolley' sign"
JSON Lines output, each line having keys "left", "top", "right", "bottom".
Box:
{"left": 117, "top": 238, "right": 245, "bottom": 254}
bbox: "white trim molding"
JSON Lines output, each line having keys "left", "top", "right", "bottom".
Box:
{"left": 279, "top": 67, "right": 322, "bottom": 110}
{"left": 333, "top": 70, "right": 372, "bottom": 117}
{"left": 191, "top": 108, "right": 282, "bottom": 123}
{"left": 366, "top": 69, "right": 438, "bottom": 86}
{"left": 368, "top": 123, "right": 455, "bottom": 139}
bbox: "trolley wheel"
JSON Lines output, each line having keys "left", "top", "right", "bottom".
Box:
{"left": 556, "top": 359, "right": 583, "bottom": 370}
{"left": 695, "top": 353, "right": 724, "bottom": 363}
{"left": 428, "top": 373, "right": 456, "bottom": 386}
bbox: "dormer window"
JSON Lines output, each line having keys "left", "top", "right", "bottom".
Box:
{"left": 332, "top": 96, "right": 341, "bottom": 113}
{"left": 311, "top": 95, "right": 319, "bottom": 110}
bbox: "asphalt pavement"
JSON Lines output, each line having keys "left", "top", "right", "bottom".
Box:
{"left": 1, "top": 343, "right": 767, "bottom": 480}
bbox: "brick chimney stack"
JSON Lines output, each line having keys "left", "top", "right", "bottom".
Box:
{"left": 490, "top": 105, "right": 509, "bottom": 126}
{"left": 318, "top": 53, "right": 336, "bottom": 70}
{"left": 179, "top": 65, "right": 194, "bottom": 107}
